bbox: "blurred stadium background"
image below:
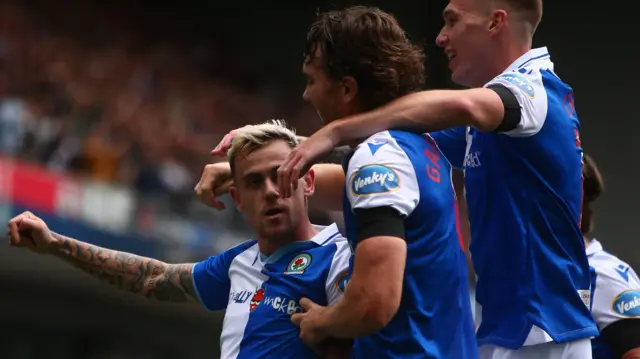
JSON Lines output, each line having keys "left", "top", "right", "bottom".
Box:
{"left": 0, "top": 0, "right": 636, "bottom": 358}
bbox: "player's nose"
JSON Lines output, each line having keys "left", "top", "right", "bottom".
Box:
{"left": 435, "top": 32, "right": 448, "bottom": 48}
{"left": 264, "top": 178, "right": 281, "bottom": 198}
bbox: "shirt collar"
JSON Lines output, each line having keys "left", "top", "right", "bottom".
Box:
{"left": 586, "top": 238, "right": 603, "bottom": 257}
{"left": 255, "top": 223, "right": 341, "bottom": 265}
{"left": 506, "top": 47, "right": 551, "bottom": 72}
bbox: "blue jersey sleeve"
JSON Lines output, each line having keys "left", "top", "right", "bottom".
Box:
{"left": 430, "top": 128, "right": 467, "bottom": 169}
{"left": 191, "top": 240, "right": 256, "bottom": 311}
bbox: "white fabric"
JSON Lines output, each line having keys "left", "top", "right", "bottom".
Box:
{"left": 479, "top": 338, "right": 592, "bottom": 359}
{"left": 346, "top": 131, "right": 420, "bottom": 216}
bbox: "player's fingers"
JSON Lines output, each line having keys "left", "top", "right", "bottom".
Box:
{"left": 210, "top": 138, "right": 227, "bottom": 157}
{"left": 298, "top": 297, "right": 317, "bottom": 311}
{"left": 7, "top": 221, "right": 20, "bottom": 245}
{"left": 277, "top": 158, "right": 291, "bottom": 198}
{"left": 195, "top": 185, "right": 214, "bottom": 207}
{"left": 215, "top": 179, "right": 233, "bottom": 196}
{"left": 211, "top": 197, "right": 226, "bottom": 211}
{"left": 291, "top": 312, "right": 305, "bottom": 327}
{"left": 212, "top": 129, "right": 241, "bottom": 157}
{"left": 291, "top": 164, "right": 302, "bottom": 194}
{"left": 18, "top": 218, "right": 40, "bottom": 232}
{"left": 285, "top": 165, "right": 300, "bottom": 198}
{"left": 285, "top": 153, "right": 303, "bottom": 198}
{"left": 210, "top": 141, "right": 227, "bottom": 157}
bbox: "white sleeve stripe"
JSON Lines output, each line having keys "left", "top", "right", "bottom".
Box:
{"left": 325, "top": 240, "right": 351, "bottom": 306}
{"left": 191, "top": 263, "right": 212, "bottom": 311}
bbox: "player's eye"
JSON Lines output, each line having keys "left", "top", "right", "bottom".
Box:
{"left": 245, "top": 176, "right": 263, "bottom": 188}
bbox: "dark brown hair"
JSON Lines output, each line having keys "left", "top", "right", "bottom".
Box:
{"left": 305, "top": 6, "right": 425, "bottom": 111}
{"left": 498, "top": 0, "right": 543, "bottom": 32}
{"left": 581, "top": 153, "right": 604, "bottom": 235}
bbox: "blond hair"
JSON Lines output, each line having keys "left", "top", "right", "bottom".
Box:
{"left": 228, "top": 119, "right": 299, "bottom": 176}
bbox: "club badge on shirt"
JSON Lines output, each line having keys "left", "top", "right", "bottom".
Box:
{"left": 285, "top": 253, "right": 312, "bottom": 274}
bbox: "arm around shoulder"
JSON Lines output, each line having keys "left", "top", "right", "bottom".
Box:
{"left": 328, "top": 88, "right": 506, "bottom": 144}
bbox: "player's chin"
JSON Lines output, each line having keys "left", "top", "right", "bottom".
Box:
{"left": 261, "top": 219, "right": 291, "bottom": 237}
{"left": 450, "top": 68, "right": 464, "bottom": 85}
{"left": 450, "top": 66, "right": 474, "bottom": 88}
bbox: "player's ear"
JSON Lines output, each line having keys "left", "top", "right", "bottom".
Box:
{"left": 341, "top": 76, "right": 358, "bottom": 104}
{"left": 302, "top": 168, "right": 315, "bottom": 197}
{"left": 488, "top": 9, "right": 507, "bottom": 33}
{"left": 229, "top": 185, "right": 243, "bottom": 211}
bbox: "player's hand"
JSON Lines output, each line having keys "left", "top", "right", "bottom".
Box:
{"left": 278, "top": 125, "right": 339, "bottom": 198}
{"left": 7, "top": 211, "right": 57, "bottom": 253}
{"left": 210, "top": 125, "right": 252, "bottom": 157}
{"left": 292, "top": 297, "right": 330, "bottom": 345}
{"left": 194, "top": 162, "right": 234, "bottom": 210}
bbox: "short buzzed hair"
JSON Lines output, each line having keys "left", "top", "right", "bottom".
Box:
{"left": 228, "top": 120, "right": 299, "bottom": 177}
{"left": 497, "top": 0, "right": 543, "bottom": 34}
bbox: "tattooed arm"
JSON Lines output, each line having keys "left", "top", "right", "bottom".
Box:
{"left": 49, "top": 232, "right": 198, "bottom": 303}
{"left": 7, "top": 211, "right": 201, "bottom": 304}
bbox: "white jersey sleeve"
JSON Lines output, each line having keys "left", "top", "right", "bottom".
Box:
{"left": 325, "top": 236, "right": 352, "bottom": 306}
{"left": 346, "top": 131, "right": 420, "bottom": 216}
{"left": 590, "top": 252, "right": 640, "bottom": 330}
{"left": 485, "top": 69, "right": 549, "bottom": 137}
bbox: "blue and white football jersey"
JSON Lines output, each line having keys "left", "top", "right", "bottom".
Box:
{"left": 191, "top": 224, "right": 351, "bottom": 359}
{"left": 342, "top": 130, "right": 478, "bottom": 358}
{"left": 432, "top": 47, "right": 598, "bottom": 349}
{"left": 587, "top": 239, "right": 640, "bottom": 359}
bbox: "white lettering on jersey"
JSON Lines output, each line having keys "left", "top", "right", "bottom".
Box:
{"left": 612, "top": 291, "right": 640, "bottom": 317}
{"left": 261, "top": 295, "right": 303, "bottom": 314}
{"left": 496, "top": 73, "right": 536, "bottom": 98}
{"left": 351, "top": 165, "right": 399, "bottom": 195}
{"left": 464, "top": 151, "right": 482, "bottom": 168}
{"left": 229, "top": 290, "right": 254, "bottom": 304}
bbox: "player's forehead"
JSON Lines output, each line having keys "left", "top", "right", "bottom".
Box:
{"left": 302, "top": 46, "right": 326, "bottom": 77}
{"left": 236, "top": 140, "right": 292, "bottom": 177}
{"left": 443, "top": 0, "right": 480, "bottom": 17}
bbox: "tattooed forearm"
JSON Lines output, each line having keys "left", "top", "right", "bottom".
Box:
{"left": 49, "top": 232, "right": 197, "bottom": 303}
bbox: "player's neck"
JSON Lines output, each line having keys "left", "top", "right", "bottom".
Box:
{"left": 343, "top": 106, "right": 370, "bottom": 148}
{"left": 478, "top": 37, "right": 532, "bottom": 87}
{"left": 258, "top": 220, "right": 318, "bottom": 255}
{"left": 501, "top": 36, "right": 533, "bottom": 71}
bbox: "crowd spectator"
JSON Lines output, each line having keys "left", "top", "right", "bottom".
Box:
{"left": 0, "top": 1, "right": 315, "bottom": 204}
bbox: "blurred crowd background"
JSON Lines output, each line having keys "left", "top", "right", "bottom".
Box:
{"left": 0, "top": 0, "right": 637, "bottom": 358}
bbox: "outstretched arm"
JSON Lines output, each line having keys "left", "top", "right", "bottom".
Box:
{"left": 51, "top": 232, "right": 198, "bottom": 303}
{"left": 7, "top": 211, "right": 199, "bottom": 304}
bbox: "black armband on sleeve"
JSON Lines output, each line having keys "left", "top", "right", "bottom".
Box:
{"left": 354, "top": 206, "right": 405, "bottom": 243}
{"left": 487, "top": 84, "right": 521, "bottom": 133}
{"left": 600, "top": 319, "right": 640, "bottom": 358}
